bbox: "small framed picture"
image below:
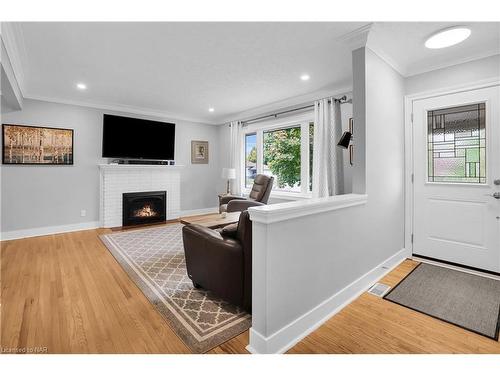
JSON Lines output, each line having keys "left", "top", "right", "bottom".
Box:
{"left": 191, "top": 140, "right": 209, "bottom": 164}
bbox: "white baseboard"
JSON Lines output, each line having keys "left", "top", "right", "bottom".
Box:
{"left": 179, "top": 206, "right": 218, "bottom": 217}
{"left": 1, "top": 206, "right": 219, "bottom": 241}
{"left": 1, "top": 221, "right": 100, "bottom": 241}
{"left": 247, "top": 247, "right": 411, "bottom": 354}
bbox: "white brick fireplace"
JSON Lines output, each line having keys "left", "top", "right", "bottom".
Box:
{"left": 99, "top": 164, "right": 183, "bottom": 228}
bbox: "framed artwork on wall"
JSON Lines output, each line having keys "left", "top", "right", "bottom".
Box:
{"left": 2, "top": 124, "right": 74, "bottom": 165}
{"left": 191, "top": 140, "right": 209, "bottom": 164}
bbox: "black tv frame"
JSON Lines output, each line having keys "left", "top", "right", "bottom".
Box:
{"left": 102, "top": 114, "right": 175, "bottom": 161}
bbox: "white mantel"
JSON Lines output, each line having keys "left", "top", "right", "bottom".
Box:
{"left": 99, "top": 164, "right": 183, "bottom": 228}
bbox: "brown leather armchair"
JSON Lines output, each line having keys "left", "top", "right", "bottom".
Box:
{"left": 182, "top": 211, "right": 253, "bottom": 311}
{"left": 219, "top": 174, "right": 274, "bottom": 213}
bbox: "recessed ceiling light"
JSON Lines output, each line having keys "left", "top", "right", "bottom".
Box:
{"left": 76, "top": 83, "right": 87, "bottom": 90}
{"left": 300, "top": 74, "right": 310, "bottom": 81}
{"left": 208, "top": 107, "right": 215, "bottom": 112}
{"left": 425, "top": 27, "right": 471, "bottom": 49}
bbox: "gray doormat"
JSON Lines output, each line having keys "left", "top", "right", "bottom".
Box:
{"left": 384, "top": 263, "right": 500, "bottom": 340}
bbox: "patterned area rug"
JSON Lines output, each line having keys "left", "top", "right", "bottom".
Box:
{"left": 100, "top": 224, "right": 251, "bottom": 353}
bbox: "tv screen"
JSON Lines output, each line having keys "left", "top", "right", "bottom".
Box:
{"left": 102, "top": 114, "right": 175, "bottom": 160}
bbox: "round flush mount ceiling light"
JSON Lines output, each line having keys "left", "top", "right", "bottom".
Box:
{"left": 208, "top": 107, "right": 215, "bottom": 112}
{"left": 300, "top": 74, "right": 310, "bottom": 81}
{"left": 425, "top": 27, "right": 471, "bottom": 49}
{"left": 76, "top": 82, "right": 87, "bottom": 90}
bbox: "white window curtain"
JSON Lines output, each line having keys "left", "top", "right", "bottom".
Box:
{"left": 229, "top": 121, "right": 243, "bottom": 195}
{"left": 312, "top": 98, "right": 344, "bottom": 198}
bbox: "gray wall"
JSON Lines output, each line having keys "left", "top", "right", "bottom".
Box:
{"left": 1, "top": 99, "right": 221, "bottom": 233}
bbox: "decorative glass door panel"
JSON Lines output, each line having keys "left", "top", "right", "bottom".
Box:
{"left": 427, "top": 103, "right": 486, "bottom": 183}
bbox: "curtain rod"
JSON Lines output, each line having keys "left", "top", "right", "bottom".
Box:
{"left": 239, "top": 95, "right": 349, "bottom": 126}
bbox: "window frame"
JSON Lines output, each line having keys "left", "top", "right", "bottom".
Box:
{"left": 244, "top": 132, "right": 257, "bottom": 189}
{"left": 241, "top": 112, "right": 314, "bottom": 199}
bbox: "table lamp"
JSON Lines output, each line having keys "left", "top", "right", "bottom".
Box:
{"left": 221, "top": 168, "right": 236, "bottom": 194}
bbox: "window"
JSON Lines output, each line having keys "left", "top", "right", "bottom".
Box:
{"left": 263, "top": 126, "right": 302, "bottom": 192}
{"left": 427, "top": 103, "right": 486, "bottom": 183}
{"left": 245, "top": 133, "right": 257, "bottom": 188}
{"left": 242, "top": 115, "right": 313, "bottom": 196}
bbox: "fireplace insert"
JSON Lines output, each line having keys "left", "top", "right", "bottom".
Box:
{"left": 122, "top": 191, "right": 166, "bottom": 226}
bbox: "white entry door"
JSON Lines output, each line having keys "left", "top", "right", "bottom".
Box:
{"left": 412, "top": 85, "right": 500, "bottom": 273}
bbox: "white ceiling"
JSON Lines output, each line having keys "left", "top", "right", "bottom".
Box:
{"left": 11, "top": 22, "right": 364, "bottom": 123}
{"left": 368, "top": 22, "right": 500, "bottom": 77}
{"left": 6, "top": 22, "right": 500, "bottom": 124}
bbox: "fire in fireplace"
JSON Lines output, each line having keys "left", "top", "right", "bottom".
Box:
{"left": 133, "top": 204, "right": 158, "bottom": 217}
{"left": 122, "top": 191, "right": 166, "bottom": 226}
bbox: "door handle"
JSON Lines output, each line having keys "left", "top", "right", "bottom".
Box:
{"left": 486, "top": 192, "right": 500, "bottom": 199}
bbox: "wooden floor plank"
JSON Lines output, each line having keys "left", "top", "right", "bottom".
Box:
{"left": 2, "top": 226, "right": 499, "bottom": 354}
{"left": 288, "top": 259, "right": 500, "bottom": 354}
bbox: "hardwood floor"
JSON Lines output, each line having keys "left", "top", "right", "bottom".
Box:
{"left": 1, "top": 226, "right": 499, "bottom": 354}
{"left": 288, "top": 260, "right": 500, "bottom": 354}
{"left": 1, "top": 228, "right": 190, "bottom": 353}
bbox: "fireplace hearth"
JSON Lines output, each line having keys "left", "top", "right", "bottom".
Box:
{"left": 122, "top": 191, "right": 166, "bottom": 226}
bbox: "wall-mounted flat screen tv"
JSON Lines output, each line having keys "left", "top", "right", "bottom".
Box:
{"left": 102, "top": 114, "right": 175, "bottom": 160}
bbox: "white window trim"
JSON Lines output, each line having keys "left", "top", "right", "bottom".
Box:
{"left": 242, "top": 112, "right": 314, "bottom": 199}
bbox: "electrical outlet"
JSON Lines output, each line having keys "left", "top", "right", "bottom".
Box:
{"left": 80, "top": 209, "right": 86, "bottom": 217}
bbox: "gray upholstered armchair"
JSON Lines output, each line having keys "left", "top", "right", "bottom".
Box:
{"left": 219, "top": 174, "right": 274, "bottom": 213}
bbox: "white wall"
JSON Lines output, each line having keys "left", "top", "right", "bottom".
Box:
{"left": 1, "top": 99, "right": 221, "bottom": 235}
{"left": 248, "top": 47, "right": 406, "bottom": 353}
{"left": 405, "top": 54, "right": 500, "bottom": 95}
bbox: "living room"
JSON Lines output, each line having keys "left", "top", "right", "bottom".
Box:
{"left": 1, "top": 1, "right": 500, "bottom": 373}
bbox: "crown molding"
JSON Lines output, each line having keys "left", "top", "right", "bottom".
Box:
{"left": 336, "top": 23, "right": 373, "bottom": 51}
{"left": 216, "top": 84, "right": 352, "bottom": 125}
{"left": 364, "top": 23, "right": 500, "bottom": 78}
{"left": 1, "top": 23, "right": 27, "bottom": 95}
{"left": 405, "top": 50, "right": 500, "bottom": 78}
{"left": 365, "top": 44, "right": 407, "bottom": 77}
{"left": 362, "top": 22, "right": 407, "bottom": 76}
{"left": 1, "top": 23, "right": 218, "bottom": 125}
{"left": 23, "top": 93, "right": 218, "bottom": 125}
{"left": 1, "top": 38, "right": 23, "bottom": 109}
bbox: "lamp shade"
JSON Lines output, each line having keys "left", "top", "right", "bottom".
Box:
{"left": 221, "top": 168, "right": 236, "bottom": 179}
{"left": 337, "top": 131, "right": 352, "bottom": 149}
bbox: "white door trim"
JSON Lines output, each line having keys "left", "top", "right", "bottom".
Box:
{"left": 404, "top": 78, "right": 500, "bottom": 256}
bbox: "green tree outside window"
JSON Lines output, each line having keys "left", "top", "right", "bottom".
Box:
{"left": 263, "top": 127, "right": 301, "bottom": 188}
